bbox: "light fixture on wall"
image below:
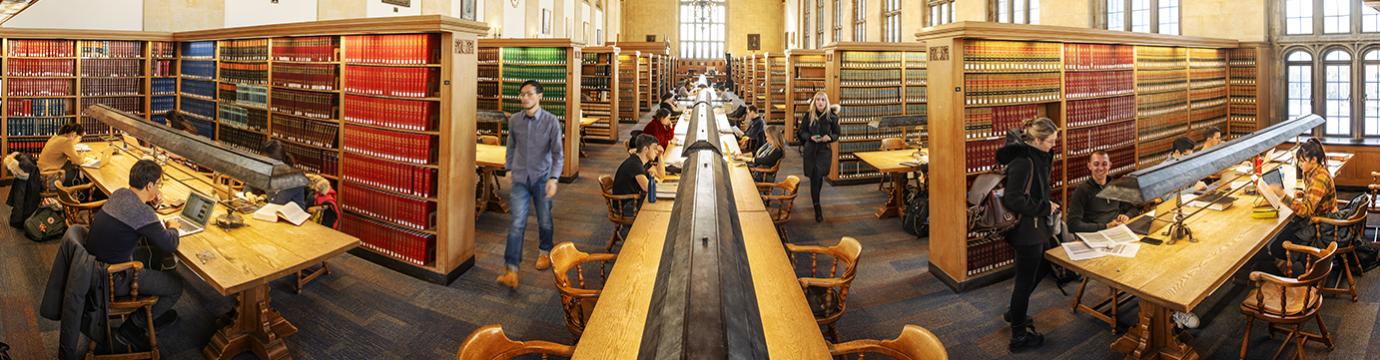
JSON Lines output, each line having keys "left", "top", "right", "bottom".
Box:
{"left": 688, "top": 0, "right": 715, "bottom": 32}
{"left": 0, "top": 0, "right": 39, "bottom": 26}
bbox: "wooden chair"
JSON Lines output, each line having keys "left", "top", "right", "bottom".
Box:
{"left": 786, "top": 236, "right": 862, "bottom": 343}
{"left": 877, "top": 138, "right": 907, "bottom": 192}
{"left": 39, "top": 169, "right": 64, "bottom": 198}
{"left": 1239, "top": 241, "right": 1338, "bottom": 360}
{"left": 54, "top": 180, "right": 106, "bottom": 226}
{"left": 756, "top": 175, "right": 800, "bottom": 248}
{"left": 747, "top": 153, "right": 783, "bottom": 183}
{"left": 1368, "top": 171, "right": 1380, "bottom": 243}
{"left": 550, "top": 242, "right": 616, "bottom": 343}
{"left": 598, "top": 175, "right": 640, "bottom": 253}
{"left": 827, "top": 324, "right": 947, "bottom": 360}
{"left": 478, "top": 135, "right": 500, "bottom": 146}
{"left": 1308, "top": 196, "right": 1370, "bottom": 302}
{"left": 77, "top": 224, "right": 161, "bottom": 360}
{"left": 1070, "top": 278, "right": 1135, "bottom": 332}
{"left": 456, "top": 324, "right": 574, "bottom": 360}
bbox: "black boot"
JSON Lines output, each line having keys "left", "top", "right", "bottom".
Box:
{"left": 814, "top": 204, "right": 823, "bottom": 223}
{"left": 1008, "top": 319, "right": 1044, "bottom": 353}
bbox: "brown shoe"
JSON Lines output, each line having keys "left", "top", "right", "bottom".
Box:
{"left": 496, "top": 269, "right": 518, "bottom": 289}
{"left": 536, "top": 254, "right": 552, "bottom": 270}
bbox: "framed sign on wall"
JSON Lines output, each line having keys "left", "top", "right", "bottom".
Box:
{"left": 747, "top": 34, "right": 760, "bottom": 50}
{"left": 382, "top": 0, "right": 410, "bottom": 7}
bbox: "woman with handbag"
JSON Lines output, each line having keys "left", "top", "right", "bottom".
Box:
{"left": 995, "top": 117, "right": 1059, "bottom": 353}
{"left": 796, "top": 91, "right": 840, "bottom": 222}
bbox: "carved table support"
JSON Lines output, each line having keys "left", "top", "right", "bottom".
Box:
{"left": 202, "top": 284, "right": 297, "bottom": 360}
{"left": 1110, "top": 300, "right": 1199, "bottom": 360}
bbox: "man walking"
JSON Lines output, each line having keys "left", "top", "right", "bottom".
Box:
{"left": 497, "top": 80, "right": 564, "bottom": 289}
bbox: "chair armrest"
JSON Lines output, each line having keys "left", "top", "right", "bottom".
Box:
{"left": 601, "top": 193, "right": 641, "bottom": 201}
{"left": 1248, "top": 271, "right": 1304, "bottom": 286}
{"left": 585, "top": 253, "right": 618, "bottom": 262}
{"left": 556, "top": 287, "right": 602, "bottom": 299}
{"left": 799, "top": 276, "right": 848, "bottom": 289}
{"left": 64, "top": 182, "right": 96, "bottom": 192}
{"left": 747, "top": 166, "right": 774, "bottom": 173}
{"left": 107, "top": 261, "right": 143, "bottom": 274}
{"left": 761, "top": 194, "right": 796, "bottom": 202}
{"left": 785, "top": 243, "right": 830, "bottom": 254}
{"left": 1312, "top": 215, "right": 1365, "bottom": 226}
{"left": 68, "top": 199, "right": 107, "bottom": 209}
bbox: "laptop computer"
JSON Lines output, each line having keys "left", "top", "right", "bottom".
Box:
{"left": 168, "top": 191, "right": 216, "bottom": 236}
{"left": 80, "top": 146, "right": 116, "bottom": 169}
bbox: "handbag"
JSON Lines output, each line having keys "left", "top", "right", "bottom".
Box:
{"left": 966, "top": 159, "right": 1032, "bottom": 235}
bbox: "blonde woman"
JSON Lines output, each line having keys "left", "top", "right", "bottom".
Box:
{"left": 734, "top": 125, "right": 787, "bottom": 182}
{"left": 996, "top": 116, "right": 1060, "bottom": 353}
{"left": 796, "top": 91, "right": 840, "bottom": 222}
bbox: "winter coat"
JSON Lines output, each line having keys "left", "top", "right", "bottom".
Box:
{"left": 797, "top": 104, "right": 841, "bottom": 178}
{"left": 6, "top": 152, "right": 42, "bottom": 228}
{"left": 996, "top": 129, "right": 1054, "bottom": 246}
{"left": 39, "top": 225, "right": 111, "bottom": 360}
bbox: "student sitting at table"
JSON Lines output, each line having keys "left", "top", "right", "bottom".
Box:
{"left": 37, "top": 123, "right": 91, "bottom": 189}
{"left": 658, "top": 93, "right": 682, "bottom": 117}
{"left": 642, "top": 109, "right": 674, "bottom": 150}
{"left": 733, "top": 105, "right": 766, "bottom": 153}
{"left": 735, "top": 125, "right": 786, "bottom": 182}
{"left": 304, "top": 174, "right": 339, "bottom": 229}
{"left": 86, "top": 159, "right": 184, "bottom": 350}
{"left": 245, "top": 140, "right": 306, "bottom": 209}
{"left": 1067, "top": 150, "right": 1138, "bottom": 233}
{"left": 1263, "top": 138, "right": 1336, "bottom": 273}
{"left": 614, "top": 134, "right": 662, "bottom": 214}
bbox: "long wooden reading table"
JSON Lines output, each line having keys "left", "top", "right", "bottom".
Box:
{"left": 855, "top": 148, "right": 927, "bottom": 219}
{"left": 80, "top": 141, "right": 359, "bottom": 360}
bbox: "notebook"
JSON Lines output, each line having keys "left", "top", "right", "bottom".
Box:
{"left": 168, "top": 191, "right": 215, "bottom": 237}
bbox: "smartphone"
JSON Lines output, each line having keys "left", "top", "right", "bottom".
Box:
{"left": 1140, "top": 237, "right": 1164, "bottom": 246}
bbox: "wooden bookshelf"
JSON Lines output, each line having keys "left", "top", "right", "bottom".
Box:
{"left": 915, "top": 22, "right": 1260, "bottom": 292}
{"left": 821, "top": 42, "right": 928, "bottom": 184}
{"left": 785, "top": 49, "right": 825, "bottom": 140}
{"left": 580, "top": 46, "right": 619, "bottom": 143}
{"left": 476, "top": 38, "right": 585, "bottom": 182}
{"left": 765, "top": 53, "right": 787, "bottom": 127}
{"left": 1228, "top": 42, "right": 1270, "bottom": 140}
{"left": 616, "top": 50, "right": 640, "bottom": 124}
{"left": 174, "top": 15, "right": 489, "bottom": 285}
{"left": 611, "top": 41, "right": 668, "bottom": 113}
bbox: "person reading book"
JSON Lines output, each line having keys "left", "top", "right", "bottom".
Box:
{"left": 734, "top": 125, "right": 786, "bottom": 182}
{"left": 732, "top": 105, "right": 767, "bottom": 153}
{"left": 37, "top": 123, "right": 91, "bottom": 189}
{"left": 1067, "top": 150, "right": 1138, "bottom": 233}
{"left": 304, "top": 174, "right": 338, "bottom": 229}
{"left": 1262, "top": 138, "right": 1336, "bottom": 272}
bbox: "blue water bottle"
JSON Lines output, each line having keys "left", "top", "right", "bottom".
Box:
{"left": 647, "top": 177, "right": 657, "bottom": 203}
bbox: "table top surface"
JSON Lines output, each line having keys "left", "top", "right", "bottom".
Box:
{"left": 580, "top": 117, "right": 601, "bottom": 126}
{"left": 1044, "top": 155, "right": 1353, "bottom": 313}
{"left": 80, "top": 141, "right": 359, "bottom": 296}
{"left": 855, "top": 148, "right": 928, "bottom": 173}
{"left": 475, "top": 143, "right": 505, "bottom": 168}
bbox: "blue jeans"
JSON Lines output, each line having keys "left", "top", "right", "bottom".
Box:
{"left": 504, "top": 178, "right": 554, "bottom": 268}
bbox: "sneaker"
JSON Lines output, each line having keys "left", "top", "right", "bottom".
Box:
{"left": 1008, "top": 322, "right": 1045, "bottom": 353}
{"left": 1173, "top": 311, "right": 1199, "bottom": 329}
{"left": 115, "top": 321, "right": 151, "bottom": 353}
{"left": 536, "top": 254, "right": 552, "bottom": 270}
{"left": 495, "top": 269, "right": 519, "bottom": 289}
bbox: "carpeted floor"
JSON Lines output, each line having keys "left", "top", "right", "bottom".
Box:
{"left": 4, "top": 102, "right": 1380, "bottom": 359}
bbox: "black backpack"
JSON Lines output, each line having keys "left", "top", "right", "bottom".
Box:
{"left": 901, "top": 188, "right": 929, "bottom": 238}
{"left": 24, "top": 205, "right": 66, "bottom": 242}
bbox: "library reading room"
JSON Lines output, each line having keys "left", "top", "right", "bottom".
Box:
{"left": 5, "top": 0, "right": 1380, "bottom": 359}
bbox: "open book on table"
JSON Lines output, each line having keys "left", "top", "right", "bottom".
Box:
{"left": 252, "top": 202, "right": 312, "bottom": 226}
{"left": 1074, "top": 224, "right": 1140, "bottom": 249}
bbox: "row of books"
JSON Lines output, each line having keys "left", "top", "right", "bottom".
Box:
{"left": 224, "top": 84, "right": 269, "bottom": 108}
{"left": 967, "top": 235, "right": 1015, "bottom": 276}
{"left": 1063, "top": 44, "right": 1134, "bottom": 70}
{"left": 182, "top": 41, "right": 216, "bottom": 60}
{"left": 1229, "top": 68, "right": 1256, "bottom": 85}
{"left": 182, "top": 61, "right": 216, "bottom": 80}
{"left": 1136, "top": 112, "right": 1188, "bottom": 142}
{"left": 341, "top": 182, "right": 435, "bottom": 231}
{"left": 1190, "top": 104, "right": 1228, "bottom": 124}
{"left": 219, "top": 126, "right": 267, "bottom": 153}
{"left": 963, "top": 72, "right": 1062, "bottom": 106}
{"left": 342, "top": 125, "right": 436, "bottom": 165}
{"left": 838, "top": 104, "right": 904, "bottom": 124}
{"left": 283, "top": 141, "right": 338, "bottom": 175}
{"left": 477, "top": 66, "right": 499, "bottom": 81}
{"left": 1189, "top": 68, "right": 1226, "bottom": 88}
{"left": 835, "top": 160, "right": 881, "bottom": 178}
{"left": 963, "top": 40, "right": 1061, "bottom": 72}
{"left": 219, "top": 39, "right": 269, "bottom": 62}
{"left": 499, "top": 64, "right": 569, "bottom": 83}
{"left": 838, "top": 88, "right": 900, "bottom": 105}
{"left": 963, "top": 104, "right": 1039, "bottom": 139}
{"left": 79, "top": 116, "right": 111, "bottom": 135}
{"left": 1051, "top": 160, "right": 1065, "bottom": 189}
{"left": 220, "top": 63, "right": 269, "bottom": 85}
{"left": 79, "top": 40, "right": 142, "bottom": 59}
{"left": 1190, "top": 87, "right": 1228, "bottom": 109}
{"left": 271, "top": 88, "right": 336, "bottom": 120}
{"left": 1135, "top": 46, "right": 1187, "bottom": 69}
{"left": 80, "top": 78, "right": 141, "bottom": 96}
{"left": 272, "top": 63, "right": 338, "bottom": 90}
{"left": 1136, "top": 69, "right": 1188, "bottom": 94}
{"left": 180, "top": 97, "right": 216, "bottom": 120}
{"left": 7, "top": 79, "right": 72, "bottom": 96}
{"left": 9, "top": 40, "right": 76, "bottom": 58}
{"left": 905, "top": 69, "right": 928, "bottom": 86}
{"left": 151, "top": 42, "right": 174, "bottom": 59}
{"left": 341, "top": 213, "right": 434, "bottom": 266}
{"left": 1136, "top": 93, "right": 1189, "bottom": 119}
{"left": 343, "top": 34, "right": 439, "bottom": 65}
{"left": 1067, "top": 147, "right": 1136, "bottom": 186}
{"left": 500, "top": 81, "right": 566, "bottom": 101}
{"left": 1188, "top": 48, "right": 1227, "bottom": 68}
{"left": 838, "top": 69, "right": 902, "bottom": 86}
{"left": 343, "top": 153, "right": 437, "bottom": 199}
{"left": 151, "top": 96, "right": 174, "bottom": 113}
{"left": 497, "top": 46, "right": 568, "bottom": 65}
{"left": 1137, "top": 135, "right": 1177, "bottom": 166}
{"left": 835, "top": 140, "right": 885, "bottom": 153}
{"left": 477, "top": 47, "right": 501, "bottom": 64}
{"left": 152, "top": 78, "right": 175, "bottom": 95}
{"left": 1066, "top": 96, "right": 1135, "bottom": 128}
{"left": 1230, "top": 88, "right": 1257, "bottom": 103}
{"left": 218, "top": 104, "right": 269, "bottom": 132}
{"left": 1065, "top": 71, "right": 1133, "bottom": 100}
{"left": 6, "top": 117, "right": 69, "bottom": 136}
{"left": 1228, "top": 49, "right": 1258, "bottom": 66}
{"left": 7, "top": 59, "right": 74, "bottom": 77}
{"left": 477, "top": 82, "right": 498, "bottom": 98}
{"left": 81, "top": 97, "right": 141, "bottom": 115}
{"left": 965, "top": 139, "right": 1004, "bottom": 173}
{"left": 271, "top": 113, "right": 339, "bottom": 148}
{"left": 183, "top": 116, "right": 216, "bottom": 138}
{"left": 7, "top": 98, "right": 70, "bottom": 117}
{"left": 343, "top": 94, "right": 438, "bottom": 132}
{"left": 272, "top": 36, "right": 337, "bottom": 62}
{"left": 82, "top": 59, "right": 144, "bottom": 77}
{"left": 6, "top": 138, "right": 44, "bottom": 156}
{"left": 154, "top": 60, "right": 175, "bottom": 77}
{"left": 182, "top": 79, "right": 215, "bottom": 99}
{"left": 343, "top": 66, "right": 436, "bottom": 98}
{"left": 1065, "top": 121, "right": 1135, "bottom": 156}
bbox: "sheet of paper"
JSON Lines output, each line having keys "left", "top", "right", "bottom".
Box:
{"left": 276, "top": 202, "right": 311, "bottom": 226}
{"left": 656, "top": 183, "right": 678, "bottom": 199}
{"left": 1075, "top": 231, "right": 1114, "bottom": 249}
{"left": 1100, "top": 224, "right": 1140, "bottom": 244}
{"left": 253, "top": 203, "right": 283, "bottom": 222}
{"left": 74, "top": 144, "right": 91, "bottom": 152}
{"left": 1104, "top": 242, "right": 1141, "bottom": 258}
{"left": 1062, "top": 242, "right": 1107, "bottom": 261}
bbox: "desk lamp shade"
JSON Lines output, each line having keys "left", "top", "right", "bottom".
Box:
{"left": 1096, "top": 114, "right": 1327, "bottom": 204}
{"left": 868, "top": 115, "right": 927, "bottom": 129}
{"left": 84, "top": 105, "right": 311, "bottom": 191}
{"left": 0, "top": 0, "right": 39, "bottom": 26}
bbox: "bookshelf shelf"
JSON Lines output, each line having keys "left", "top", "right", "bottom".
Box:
{"left": 1065, "top": 117, "right": 1136, "bottom": 131}
{"left": 270, "top": 86, "right": 338, "bottom": 94}
{"left": 342, "top": 119, "right": 440, "bottom": 135}
{"left": 7, "top": 76, "right": 77, "bottom": 79}
{"left": 1065, "top": 92, "right": 1137, "bottom": 102}
{"left": 340, "top": 63, "right": 443, "bottom": 68}
{"left": 962, "top": 99, "right": 1060, "bottom": 108}
{"left": 342, "top": 209, "right": 438, "bottom": 235}
{"left": 1063, "top": 68, "right": 1133, "bottom": 73}
{"left": 341, "top": 92, "right": 441, "bottom": 102}
{"left": 343, "top": 179, "right": 440, "bottom": 202}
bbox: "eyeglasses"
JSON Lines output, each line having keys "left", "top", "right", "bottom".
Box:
{"left": 519, "top": 91, "right": 541, "bottom": 97}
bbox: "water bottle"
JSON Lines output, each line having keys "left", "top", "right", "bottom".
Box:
{"left": 647, "top": 177, "right": 657, "bottom": 203}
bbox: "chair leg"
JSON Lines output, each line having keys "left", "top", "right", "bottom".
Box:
{"left": 1314, "top": 314, "right": 1335, "bottom": 350}
{"left": 1240, "top": 317, "right": 1254, "bottom": 360}
{"left": 146, "top": 305, "right": 159, "bottom": 360}
{"left": 1343, "top": 256, "right": 1358, "bottom": 302}
{"left": 828, "top": 324, "right": 841, "bottom": 344}
{"left": 1294, "top": 324, "right": 1307, "bottom": 360}
{"left": 1071, "top": 277, "right": 1089, "bottom": 313}
{"left": 607, "top": 225, "right": 623, "bottom": 253}
{"left": 1352, "top": 251, "right": 1365, "bottom": 277}
{"left": 777, "top": 224, "right": 795, "bottom": 268}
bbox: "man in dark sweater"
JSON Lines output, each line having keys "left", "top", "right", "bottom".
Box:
{"left": 86, "top": 159, "right": 183, "bottom": 349}
{"left": 1067, "top": 150, "right": 1138, "bottom": 233}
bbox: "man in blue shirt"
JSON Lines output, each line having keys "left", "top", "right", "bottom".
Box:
{"left": 497, "top": 80, "right": 565, "bottom": 289}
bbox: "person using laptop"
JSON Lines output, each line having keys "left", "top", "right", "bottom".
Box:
{"left": 1263, "top": 138, "right": 1336, "bottom": 272}
{"left": 1067, "top": 150, "right": 1138, "bottom": 233}
{"left": 86, "top": 159, "right": 183, "bottom": 351}
{"left": 37, "top": 123, "right": 92, "bottom": 189}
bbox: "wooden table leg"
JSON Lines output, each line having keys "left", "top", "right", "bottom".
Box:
{"left": 1110, "top": 300, "right": 1199, "bottom": 360}
{"left": 875, "top": 172, "right": 907, "bottom": 219}
{"left": 481, "top": 168, "right": 509, "bottom": 214}
{"left": 202, "top": 284, "right": 297, "bottom": 360}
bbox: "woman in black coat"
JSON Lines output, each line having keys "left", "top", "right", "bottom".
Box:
{"left": 995, "top": 117, "right": 1060, "bottom": 354}
{"left": 796, "top": 91, "right": 840, "bottom": 222}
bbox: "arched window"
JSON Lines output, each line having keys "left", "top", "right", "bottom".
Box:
{"left": 1323, "top": 50, "right": 1352, "bottom": 135}
{"left": 1365, "top": 50, "right": 1380, "bottom": 135}
{"left": 1281, "top": 1, "right": 1380, "bottom": 138}
{"left": 1287, "top": 51, "right": 1314, "bottom": 121}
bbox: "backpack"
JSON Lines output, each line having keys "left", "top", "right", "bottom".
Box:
{"left": 901, "top": 188, "right": 929, "bottom": 238}
{"left": 24, "top": 205, "right": 66, "bottom": 242}
{"left": 966, "top": 163, "right": 1031, "bottom": 236}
